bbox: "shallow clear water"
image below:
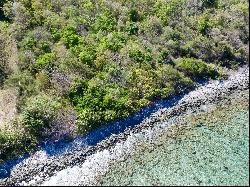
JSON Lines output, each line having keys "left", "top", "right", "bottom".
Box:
{"left": 97, "top": 91, "right": 249, "bottom": 186}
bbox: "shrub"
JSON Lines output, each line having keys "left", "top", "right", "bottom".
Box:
{"left": 19, "top": 28, "right": 53, "bottom": 57}
{"left": 0, "top": 129, "right": 36, "bottom": 162}
{"left": 127, "top": 68, "right": 156, "bottom": 99}
{"left": 154, "top": 0, "right": 183, "bottom": 25}
{"left": 0, "top": 0, "right": 11, "bottom": 21}
{"left": 35, "top": 71, "right": 50, "bottom": 91}
{"left": 127, "top": 42, "right": 153, "bottom": 66}
{"left": 20, "top": 36, "right": 36, "bottom": 50}
{"left": 202, "top": 0, "right": 219, "bottom": 9}
{"left": 198, "top": 12, "right": 211, "bottom": 35}
{"left": 35, "top": 52, "right": 56, "bottom": 71}
{"left": 0, "top": 54, "right": 7, "bottom": 86}
{"left": 0, "top": 27, "right": 10, "bottom": 85}
{"left": 49, "top": 108, "right": 77, "bottom": 140}
{"left": 98, "top": 31, "right": 127, "bottom": 52}
{"left": 157, "top": 48, "right": 171, "bottom": 64}
{"left": 155, "top": 64, "right": 195, "bottom": 95}
{"left": 69, "top": 79, "right": 135, "bottom": 134}
{"left": 5, "top": 71, "right": 36, "bottom": 97}
{"left": 61, "top": 26, "right": 83, "bottom": 48}
{"left": 20, "top": 94, "right": 61, "bottom": 139}
{"left": 79, "top": 46, "right": 96, "bottom": 66}
{"left": 126, "top": 22, "right": 139, "bottom": 35}
{"left": 174, "top": 57, "right": 220, "bottom": 80}
{"left": 129, "top": 8, "right": 140, "bottom": 22}
{"left": 77, "top": 109, "right": 101, "bottom": 134}
{"left": 213, "top": 42, "right": 241, "bottom": 68}
{"left": 0, "top": 67, "right": 5, "bottom": 86}
{"left": 92, "top": 11, "right": 117, "bottom": 32}
{"left": 141, "top": 16, "right": 163, "bottom": 37}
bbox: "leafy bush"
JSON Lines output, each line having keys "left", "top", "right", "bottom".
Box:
{"left": 198, "top": 12, "right": 211, "bottom": 35}
{"left": 61, "top": 26, "right": 83, "bottom": 48}
{"left": 126, "top": 22, "right": 139, "bottom": 35}
{"left": 79, "top": 46, "right": 96, "bottom": 66}
{"left": 5, "top": 71, "right": 36, "bottom": 98}
{"left": 202, "top": 0, "right": 219, "bottom": 9}
{"left": 70, "top": 64, "right": 195, "bottom": 133}
{"left": 98, "top": 31, "right": 127, "bottom": 52}
{"left": 20, "top": 36, "right": 37, "bottom": 50}
{"left": 35, "top": 52, "right": 56, "bottom": 71}
{"left": 141, "top": 16, "right": 163, "bottom": 37}
{"left": 93, "top": 11, "right": 117, "bottom": 32}
{"left": 129, "top": 8, "right": 140, "bottom": 22}
{"left": 128, "top": 42, "right": 153, "bottom": 66}
{"left": 155, "top": 64, "right": 195, "bottom": 95}
{"left": 70, "top": 82, "right": 134, "bottom": 134}
{"left": 154, "top": 0, "right": 183, "bottom": 25}
{"left": 0, "top": 26, "right": 10, "bottom": 86}
{"left": 0, "top": 129, "right": 37, "bottom": 162}
{"left": 20, "top": 94, "right": 61, "bottom": 139}
{"left": 174, "top": 57, "right": 220, "bottom": 80}
{"left": 157, "top": 48, "right": 171, "bottom": 64}
{"left": 0, "top": 0, "right": 9, "bottom": 21}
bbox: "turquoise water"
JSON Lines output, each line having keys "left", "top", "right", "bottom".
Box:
{"left": 97, "top": 91, "right": 249, "bottom": 186}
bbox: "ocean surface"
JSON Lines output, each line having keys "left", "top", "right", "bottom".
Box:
{"left": 96, "top": 90, "right": 249, "bottom": 186}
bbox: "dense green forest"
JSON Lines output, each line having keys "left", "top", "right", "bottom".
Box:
{"left": 0, "top": 0, "right": 249, "bottom": 162}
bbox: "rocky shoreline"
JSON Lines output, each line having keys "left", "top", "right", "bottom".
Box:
{"left": 0, "top": 66, "right": 249, "bottom": 186}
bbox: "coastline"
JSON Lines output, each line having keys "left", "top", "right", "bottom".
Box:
{"left": 0, "top": 66, "right": 249, "bottom": 186}
{"left": 96, "top": 90, "right": 249, "bottom": 186}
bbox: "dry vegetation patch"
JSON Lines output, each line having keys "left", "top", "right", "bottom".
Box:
{"left": 0, "top": 88, "right": 18, "bottom": 130}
